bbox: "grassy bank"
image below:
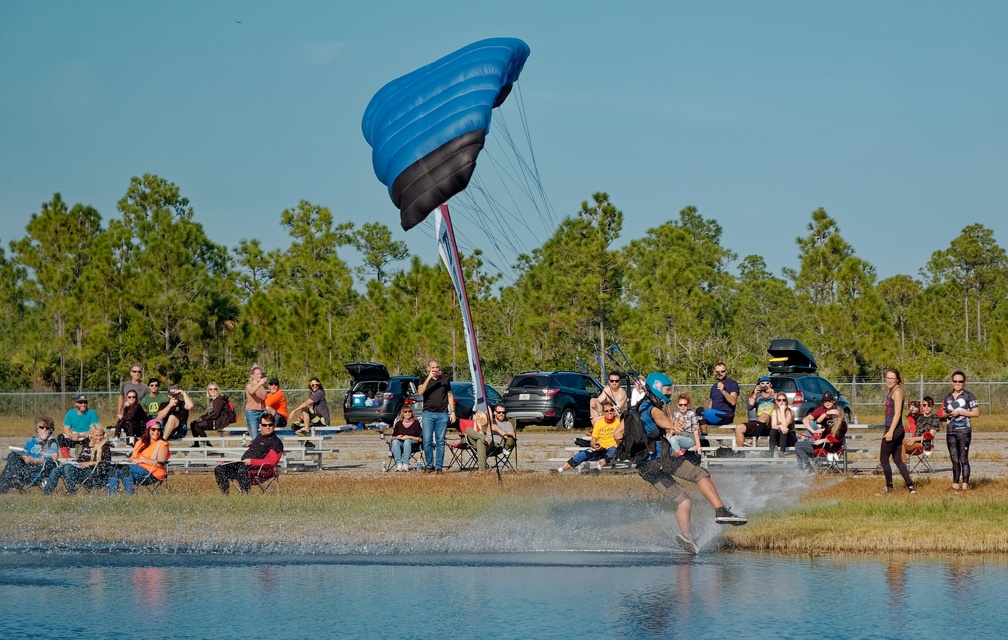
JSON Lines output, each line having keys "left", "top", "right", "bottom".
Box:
{"left": 2, "top": 473, "right": 1006, "bottom": 555}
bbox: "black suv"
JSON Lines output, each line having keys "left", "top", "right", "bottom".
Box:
{"left": 343, "top": 362, "right": 420, "bottom": 426}
{"left": 502, "top": 371, "right": 602, "bottom": 429}
{"left": 757, "top": 339, "right": 852, "bottom": 423}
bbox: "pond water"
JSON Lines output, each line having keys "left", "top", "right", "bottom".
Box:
{"left": 0, "top": 547, "right": 1001, "bottom": 639}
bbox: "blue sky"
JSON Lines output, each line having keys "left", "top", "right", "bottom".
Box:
{"left": 2, "top": 0, "right": 1005, "bottom": 285}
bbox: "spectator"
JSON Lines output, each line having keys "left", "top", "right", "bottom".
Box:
{"left": 418, "top": 360, "right": 455, "bottom": 473}
{"left": 704, "top": 362, "right": 740, "bottom": 433}
{"left": 389, "top": 404, "right": 422, "bottom": 471}
{"left": 464, "top": 410, "right": 499, "bottom": 471}
{"left": 557, "top": 399, "right": 621, "bottom": 472}
{"left": 158, "top": 386, "right": 194, "bottom": 440}
{"left": 189, "top": 383, "right": 229, "bottom": 445}
{"left": 943, "top": 370, "right": 979, "bottom": 491}
{"left": 795, "top": 412, "right": 848, "bottom": 471}
{"left": 629, "top": 374, "right": 648, "bottom": 406}
{"left": 733, "top": 377, "right": 775, "bottom": 448}
{"left": 244, "top": 365, "right": 269, "bottom": 439}
{"left": 905, "top": 396, "right": 941, "bottom": 452}
{"left": 802, "top": 391, "right": 843, "bottom": 436}
{"left": 116, "top": 363, "right": 147, "bottom": 422}
{"left": 265, "top": 377, "right": 289, "bottom": 429}
{"left": 107, "top": 419, "right": 171, "bottom": 494}
{"left": 617, "top": 372, "right": 746, "bottom": 555}
{"left": 291, "top": 376, "right": 331, "bottom": 436}
{"left": 214, "top": 414, "right": 284, "bottom": 493}
{"left": 61, "top": 394, "right": 101, "bottom": 448}
{"left": 43, "top": 424, "right": 112, "bottom": 494}
{"left": 767, "top": 392, "right": 794, "bottom": 457}
{"left": 665, "top": 393, "right": 701, "bottom": 457}
{"left": 140, "top": 378, "right": 169, "bottom": 419}
{"left": 0, "top": 418, "right": 58, "bottom": 493}
{"left": 114, "top": 390, "right": 147, "bottom": 444}
{"left": 880, "top": 368, "right": 914, "bottom": 494}
{"left": 590, "top": 372, "right": 629, "bottom": 423}
{"left": 490, "top": 404, "right": 516, "bottom": 452}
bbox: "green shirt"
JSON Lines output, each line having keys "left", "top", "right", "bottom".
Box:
{"left": 141, "top": 392, "right": 169, "bottom": 418}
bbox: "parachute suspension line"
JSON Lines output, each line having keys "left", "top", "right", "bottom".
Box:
{"left": 490, "top": 111, "right": 557, "bottom": 234}
{"left": 434, "top": 204, "right": 489, "bottom": 419}
{"left": 512, "top": 81, "right": 558, "bottom": 228}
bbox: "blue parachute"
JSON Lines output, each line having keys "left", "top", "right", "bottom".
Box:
{"left": 362, "top": 37, "right": 530, "bottom": 231}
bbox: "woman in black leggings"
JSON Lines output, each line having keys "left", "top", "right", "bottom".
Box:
{"left": 880, "top": 368, "right": 914, "bottom": 494}
{"left": 943, "top": 370, "right": 979, "bottom": 491}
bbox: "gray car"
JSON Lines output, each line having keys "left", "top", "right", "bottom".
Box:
{"left": 756, "top": 339, "right": 851, "bottom": 424}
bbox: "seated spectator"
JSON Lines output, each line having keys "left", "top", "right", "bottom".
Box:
{"left": 140, "top": 378, "right": 169, "bottom": 419}
{"left": 801, "top": 392, "right": 842, "bottom": 437}
{"left": 666, "top": 393, "right": 701, "bottom": 457}
{"left": 0, "top": 417, "right": 58, "bottom": 493}
{"left": 389, "top": 405, "right": 422, "bottom": 471}
{"left": 796, "top": 396, "right": 848, "bottom": 471}
{"left": 61, "top": 394, "right": 101, "bottom": 449}
{"left": 188, "top": 383, "right": 229, "bottom": 446}
{"left": 158, "top": 386, "right": 194, "bottom": 440}
{"left": 108, "top": 419, "right": 171, "bottom": 494}
{"left": 214, "top": 415, "right": 284, "bottom": 493}
{"left": 733, "top": 377, "right": 775, "bottom": 448}
{"left": 590, "top": 372, "right": 629, "bottom": 423}
{"left": 291, "top": 377, "right": 330, "bottom": 436}
{"left": 490, "top": 404, "right": 516, "bottom": 451}
{"left": 905, "top": 396, "right": 941, "bottom": 452}
{"left": 114, "top": 390, "right": 147, "bottom": 444}
{"left": 43, "top": 425, "right": 112, "bottom": 494}
{"left": 557, "top": 400, "right": 620, "bottom": 473}
{"left": 265, "top": 377, "right": 289, "bottom": 429}
{"left": 464, "top": 411, "right": 499, "bottom": 471}
{"left": 767, "top": 392, "right": 795, "bottom": 457}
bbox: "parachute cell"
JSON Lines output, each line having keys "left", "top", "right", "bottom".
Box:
{"left": 362, "top": 37, "right": 530, "bottom": 231}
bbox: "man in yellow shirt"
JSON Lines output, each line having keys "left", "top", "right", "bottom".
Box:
{"left": 558, "top": 400, "right": 621, "bottom": 473}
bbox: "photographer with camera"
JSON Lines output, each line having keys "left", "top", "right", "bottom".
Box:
{"left": 157, "top": 385, "right": 194, "bottom": 440}
{"left": 732, "top": 376, "right": 776, "bottom": 449}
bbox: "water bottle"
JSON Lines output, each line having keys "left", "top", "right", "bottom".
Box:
{"left": 381, "top": 461, "right": 388, "bottom": 472}
{"left": 242, "top": 433, "right": 248, "bottom": 447}
{"left": 112, "top": 436, "right": 120, "bottom": 448}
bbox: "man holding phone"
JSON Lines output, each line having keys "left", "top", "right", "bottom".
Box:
{"left": 418, "top": 360, "right": 455, "bottom": 473}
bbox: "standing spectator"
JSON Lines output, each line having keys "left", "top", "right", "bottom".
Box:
{"left": 291, "top": 376, "right": 331, "bottom": 435}
{"left": 43, "top": 425, "right": 112, "bottom": 494}
{"left": 665, "top": 394, "right": 701, "bottom": 457}
{"left": 158, "top": 386, "right": 194, "bottom": 440}
{"left": 214, "top": 415, "right": 284, "bottom": 493}
{"left": 0, "top": 418, "right": 58, "bottom": 493}
{"left": 590, "top": 372, "right": 629, "bottom": 423}
{"left": 140, "top": 378, "right": 169, "bottom": 419}
{"left": 244, "top": 365, "right": 268, "bottom": 439}
{"left": 767, "top": 392, "right": 794, "bottom": 457}
{"left": 704, "top": 362, "right": 740, "bottom": 432}
{"left": 389, "top": 405, "right": 422, "bottom": 471}
{"left": 557, "top": 399, "right": 621, "bottom": 472}
{"left": 116, "top": 364, "right": 147, "bottom": 422}
{"left": 733, "top": 377, "right": 775, "bottom": 448}
{"left": 189, "top": 383, "right": 229, "bottom": 445}
{"left": 61, "top": 394, "right": 101, "bottom": 447}
{"left": 115, "top": 390, "right": 147, "bottom": 444}
{"left": 943, "top": 371, "right": 980, "bottom": 491}
{"left": 880, "top": 368, "right": 915, "bottom": 494}
{"left": 108, "top": 419, "right": 171, "bottom": 494}
{"left": 265, "top": 377, "right": 289, "bottom": 429}
{"left": 418, "top": 360, "right": 455, "bottom": 473}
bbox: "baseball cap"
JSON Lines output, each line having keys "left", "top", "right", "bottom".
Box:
{"left": 146, "top": 419, "right": 163, "bottom": 430}
{"left": 74, "top": 394, "right": 88, "bottom": 403}
{"left": 268, "top": 377, "right": 280, "bottom": 386}
{"left": 167, "top": 385, "right": 180, "bottom": 394}
{"left": 758, "top": 376, "right": 772, "bottom": 383}
{"left": 821, "top": 391, "right": 836, "bottom": 403}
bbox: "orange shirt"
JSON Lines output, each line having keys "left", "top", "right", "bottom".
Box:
{"left": 132, "top": 440, "right": 170, "bottom": 480}
{"left": 265, "top": 390, "right": 288, "bottom": 420}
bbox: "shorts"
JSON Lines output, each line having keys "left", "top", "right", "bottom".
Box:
{"left": 739, "top": 420, "right": 770, "bottom": 438}
{"left": 637, "top": 457, "right": 710, "bottom": 506}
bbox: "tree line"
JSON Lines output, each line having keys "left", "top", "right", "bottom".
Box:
{"left": 2, "top": 174, "right": 1006, "bottom": 393}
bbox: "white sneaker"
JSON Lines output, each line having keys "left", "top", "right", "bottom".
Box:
{"left": 398, "top": 463, "right": 407, "bottom": 471}
{"left": 557, "top": 466, "right": 565, "bottom": 474}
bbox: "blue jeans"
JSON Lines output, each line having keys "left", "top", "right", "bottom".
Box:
{"left": 245, "top": 409, "right": 264, "bottom": 439}
{"left": 421, "top": 411, "right": 449, "bottom": 470}
{"left": 108, "top": 464, "right": 158, "bottom": 495}
{"left": 391, "top": 438, "right": 415, "bottom": 465}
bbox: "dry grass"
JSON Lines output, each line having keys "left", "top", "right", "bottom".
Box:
{"left": 723, "top": 475, "right": 1008, "bottom": 554}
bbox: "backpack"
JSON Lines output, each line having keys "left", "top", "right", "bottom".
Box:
{"left": 614, "top": 403, "right": 652, "bottom": 463}
{"left": 220, "top": 395, "right": 238, "bottom": 425}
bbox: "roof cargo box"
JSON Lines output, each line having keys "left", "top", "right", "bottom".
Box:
{"left": 767, "top": 339, "right": 817, "bottom": 374}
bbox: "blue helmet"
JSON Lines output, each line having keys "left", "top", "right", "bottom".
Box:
{"left": 645, "top": 372, "right": 674, "bottom": 402}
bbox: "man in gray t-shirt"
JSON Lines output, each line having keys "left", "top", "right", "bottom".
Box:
{"left": 117, "top": 364, "right": 148, "bottom": 420}
{"left": 491, "top": 404, "right": 516, "bottom": 450}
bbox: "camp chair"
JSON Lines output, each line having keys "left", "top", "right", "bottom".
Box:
{"left": 446, "top": 419, "right": 478, "bottom": 471}
{"left": 495, "top": 439, "right": 518, "bottom": 471}
{"left": 2, "top": 447, "right": 53, "bottom": 494}
{"left": 379, "top": 430, "right": 423, "bottom": 472}
{"left": 811, "top": 435, "right": 846, "bottom": 474}
{"left": 135, "top": 460, "right": 170, "bottom": 494}
{"left": 907, "top": 431, "right": 935, "bottom": 473}
{"left": 247, "top": 453, "right": 283, "bottom": 492}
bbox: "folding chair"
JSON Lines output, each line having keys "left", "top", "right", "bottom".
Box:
{"left": 811, "top": 435, "right": 846, "bottom": 474}
{"left": 495, "top": 439, "right": 518, "bottom": 471}
{"left": 379, "top": 431, "right": 423, "bottom": 472}
{"left": 1, "top": 447, "right": 53, "bottom": 494}
{"left": 907, "top": 431, "right": 935, "bottom": 473}
{"left": 247, "top": 454, "right": 283, "bottom": 493}
{"left": 446, "top": 420, "right": 478, "bottom": 471}
{"left": 136, "top": 461, "right": 170, "bottom": 494}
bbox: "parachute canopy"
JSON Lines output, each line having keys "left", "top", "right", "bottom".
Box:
{"left": 362, "top": 37, "right": 531, "bottom": 231}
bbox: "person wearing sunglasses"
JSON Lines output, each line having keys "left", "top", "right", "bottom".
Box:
{"left": 291, "top": 376, "right": 330, "bottom": 436}
{"left": 62, "top": 394, "right": 101, "bottom": 447}
{"left": 490, "top": 404, "right": 516, "bottom": 452}
{"left": 703, "top": 363, "right": 739, "bottom": 430}
{"left": 389, "top": 405, "right": 422, "bottom": 471}
{"left": 115, "top": 390, "right": 147, "bottom": 445}
{"left": 108, "top": 419, "right": 170, "bottom": 494}
{"left": 879, "top": 368, "right": 914, "bottom": 494}
{"left": 942, "top": 371, "right": 979, "bottom": 491}
{"left": 0, "top": 418, "right": 58, "bottom": 493}
{"left": 590, "top": 372, "right": 628, "bottom": 424}
{"left": 116, "top": 364, "right": 147, "bottom": 421}
{"left": 732, "top": 377, "right": 775, "bottom": 449}
{"left": 767, "top": 393, "right": 795, "bottom": 458}
{"left": 557, "top": 399, "right": 621, "bottom": 473}
{"left": 665, "top": 393, "right": 701, "bottom": 457}
{"left": 189, "top": 383, "right": 230, "bottom": 446}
